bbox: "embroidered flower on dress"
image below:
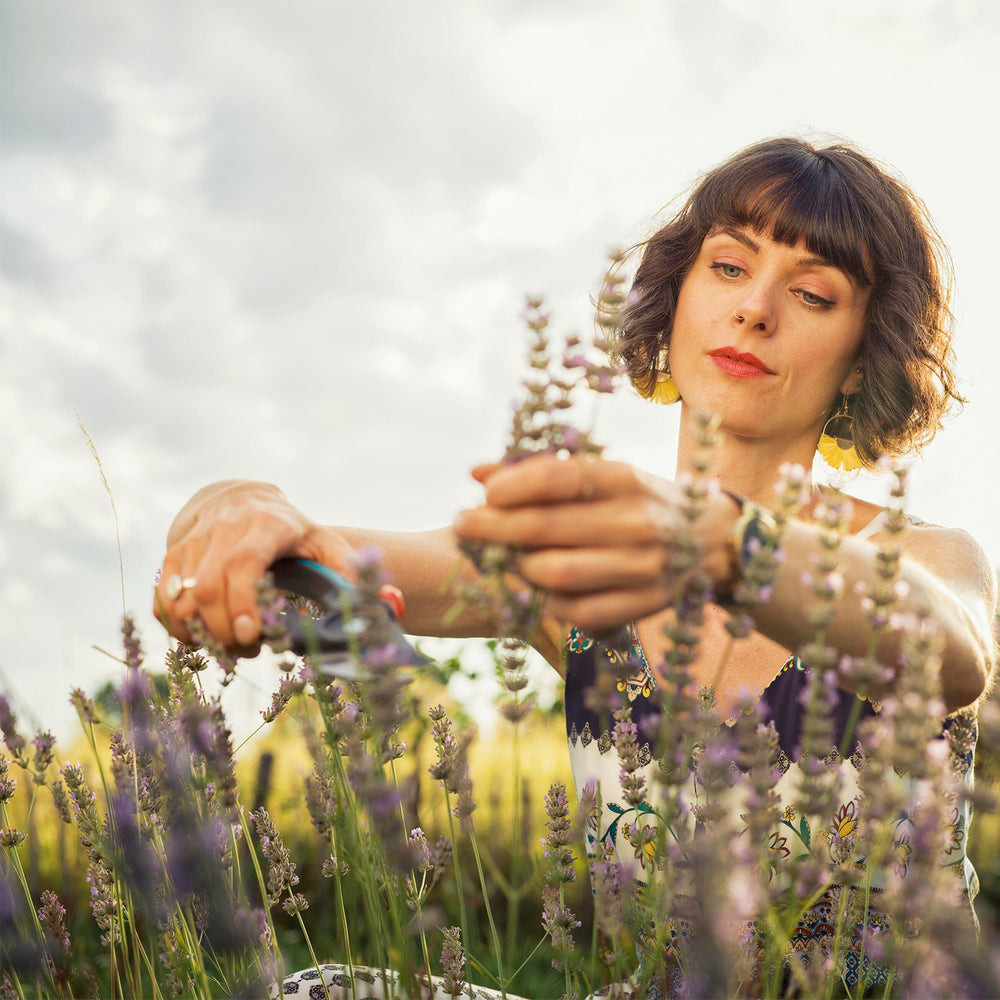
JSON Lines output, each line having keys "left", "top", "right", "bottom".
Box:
{"left": 616, "top": 668, "right": 655, "bottom": 702}
{"left": 768, "top": 831, "right": 790, "bottom": 860}
{"left": 782, "top": 804, "right": 796, "bottom": 822}
{"left": 831, "top": 801, "right": 859, "bottom": 841}
{"left": 892, "top": 834, "right": 911, "bottom": 877}
{"left": 944, "top": 807, "right": 964, "bottom": 855}
{"left": 621, "top": 821, "right": 659, "bottom": 870}
{"left": 566, "top": 627, "right": 594, "bottom": 654}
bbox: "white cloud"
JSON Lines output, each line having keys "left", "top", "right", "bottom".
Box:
{"left": 1, "top": 0, "right": 997, "bottom": 737}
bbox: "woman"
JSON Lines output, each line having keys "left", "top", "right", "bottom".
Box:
{"left": 157, "top": 138, "right": 996, "bottom": 996}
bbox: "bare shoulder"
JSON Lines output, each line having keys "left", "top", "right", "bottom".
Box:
{"left": 898, "top": 520, "right": 997, "bottom": 611}
{"left": 838, "top": 488, "right": 997, "bottom": 614}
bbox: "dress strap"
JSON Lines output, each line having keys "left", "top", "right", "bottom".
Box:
{"left": 853, "top": 512, "right": 885, "bottom": 541}
{"left": 853, "top": 510, "right": 927, "bottom": 542}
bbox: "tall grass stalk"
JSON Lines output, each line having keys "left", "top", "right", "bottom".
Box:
{"left": 75, "top": 411, "right": 126, "bottom": 622}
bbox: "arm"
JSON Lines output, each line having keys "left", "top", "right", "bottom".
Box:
{"left": 453, "top": 455, "right": 996, "bottom": 714}
{"left": 157, "top": 479, "right": 362, "bottom": 648}
{"left": 334, "top": 525, "right": 566, "bottom": 667}
{"left": 749, "top": 520, "right": 995, "bottom": 713}
{"left": 156, "top": 479, "right": 564, "bottom": 665}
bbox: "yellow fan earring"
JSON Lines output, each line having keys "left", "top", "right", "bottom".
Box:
{"left": 817, "top": 394, "right": 862, "bottom": 471}
{"left": 639, "top": 352, "right": 680, "bottom": 405}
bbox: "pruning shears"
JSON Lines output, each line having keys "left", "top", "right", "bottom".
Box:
{"left": 269, "top": 557, "right": 428, "bottom": 680}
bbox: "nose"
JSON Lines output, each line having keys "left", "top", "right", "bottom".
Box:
{"left": 732, "top": 285, "right": 776, "bottom": 335}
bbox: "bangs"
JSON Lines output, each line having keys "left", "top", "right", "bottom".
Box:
{"left": 693, "top": 149, "right": 875, "bottom": 286}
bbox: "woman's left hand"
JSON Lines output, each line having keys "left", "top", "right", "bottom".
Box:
{"left": 452, "top": 454, "right": 740, "bottom": 631}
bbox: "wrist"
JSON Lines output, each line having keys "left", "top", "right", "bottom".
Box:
{"left": 724, "top": 492, "right": 782, "bottom": 603}
{"left": 706, "top": 490, "right": 744, "bottom": 598}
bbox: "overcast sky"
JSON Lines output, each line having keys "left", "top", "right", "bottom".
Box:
{"left": 2, "top": 0, "right": 997, "bottom": 740}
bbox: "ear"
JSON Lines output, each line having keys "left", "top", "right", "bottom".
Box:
{"left": 839, "top": 362, "right": 863, "bottom": 396}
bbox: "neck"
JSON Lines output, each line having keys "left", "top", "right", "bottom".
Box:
{"left": 675, "top": 406, "right": 822, "bottom": 506}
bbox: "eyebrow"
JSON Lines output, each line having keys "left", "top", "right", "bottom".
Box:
{"left": 706, "top": 225, "right": 838, "bottom": 271}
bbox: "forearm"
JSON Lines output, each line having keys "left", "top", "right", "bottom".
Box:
{"left": 447, "top": 454, "right": 995, "bottom": 706}
{"left": 332, "top": 525, "right": 495, "bottom": 638}
{"left": 733, "top": 518, "right": 994, "bottom": 714}
{"left": 333, "top": 525, "right": 565, "bottom": 664}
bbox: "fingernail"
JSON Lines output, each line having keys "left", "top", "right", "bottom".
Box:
{"left": 234, "top": 614, "right": 257, "bottom": 646}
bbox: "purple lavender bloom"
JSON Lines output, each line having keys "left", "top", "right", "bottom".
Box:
{"left": 180, "top": 702, "right": 216, "bottom": 758}
{"left": 108, "top": 794, "right": 164, "bottom": 908}
{"left": 542, "top": 782, "right": 576, "bottom": 885}
{"left": 541, "top": 884, "right": 582, "bottom": 972}
{"left": 0, "top": 757, "right": 14, "bottom": 803}
{"left": 69, "top": 688, "right": 100, "bottom": 724}
{"left": 118, "top": 669, "right": 158, "bottom": 758}
{"left": 0, "top": 696, "right": 26, "bottom": 763}
{"left": 250, "top": 808, "right": 301, "bottom": 908}
{"left": 408, "top": 828, "right": 432, "bottom": 871}
{"left": 0, "top": 829, "right": 25, "bottom": 848}
{"left": 122, "top": 616, "right": 144, "bottom": 671}
{"left": 440, "top": 926, "right": 466, "bottom": 997}
{"left": 38, "top": 890, "right": 70, "bottom": 953}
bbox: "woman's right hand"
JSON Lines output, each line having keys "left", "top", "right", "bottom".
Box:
{"left": 154, "top": 479, "right": 358, "bottom": 651}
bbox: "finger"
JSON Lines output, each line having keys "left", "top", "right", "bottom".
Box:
{"left": 157, "top": 516, "right": 259, "bottom": 649}
{"left": 292, "top": 528, "right": 362, "bottom": 587}
{"left": 186, "top": 534, "right": 246, "bottom": 648}
{"left": 481, "top": 455, "right": 646, "bottom": 508}
{"left": 545, "top": 586, "right": 673, "bottom": 633}
{"left": 220, "top": 523, "right": 363, "bottom": 648}
{"left": 455, "top": 496, "right": 676, "bottom": 550}
{"left": 471, "top": 462, "right": 503, "bottom": 484}
{"left": 155, "top": 537, "right": 211, "bottom": 644}
{"left": 517, "top": 546, "right": 670, "bottom": 594}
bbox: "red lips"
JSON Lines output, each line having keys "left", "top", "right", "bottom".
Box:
{"left": 708, "top": 347, "right": 776, "bottom": 377}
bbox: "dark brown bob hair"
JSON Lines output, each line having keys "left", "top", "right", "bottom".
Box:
{"left": 615, "top": 137, "right": 964, "bottom": 466}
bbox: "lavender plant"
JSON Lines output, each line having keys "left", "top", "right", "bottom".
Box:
{"left": 4, "top": 272, "right": 999, "bottom": 1000}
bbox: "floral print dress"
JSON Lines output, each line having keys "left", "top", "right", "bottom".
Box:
{"left": 564, "top": 625, "right": 979, "bottom": 992}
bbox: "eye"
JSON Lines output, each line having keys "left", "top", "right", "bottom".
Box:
{"left": 798, "top": 289, "right": 835, "bottom": 309}
{"left": 710, "top": 262, "right": 744, "bottom": 279}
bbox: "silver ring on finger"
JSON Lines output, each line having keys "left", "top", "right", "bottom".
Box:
{"left": 165, "top": 574, "right": 198, "bottom": 601}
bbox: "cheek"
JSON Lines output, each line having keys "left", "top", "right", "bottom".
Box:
{"left": 669, "top": 280, "right": 706, "bottom": 353}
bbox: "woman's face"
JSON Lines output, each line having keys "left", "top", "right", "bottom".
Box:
{"left": 668, "top": 224, "right": 871, "bottom": 445}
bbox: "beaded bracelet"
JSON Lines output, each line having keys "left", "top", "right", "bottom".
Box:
{"left": 723, "top": 490, "right": 780, "bottom": 587}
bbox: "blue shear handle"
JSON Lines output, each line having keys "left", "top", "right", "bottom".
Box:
{"left": 294, "top": 559, "right": 355, "bottom": 590}
{"left": 267, "top": 556, "right": 427, "bottom": 668}
{"left": 269, "top": 557, "right": 357, "bottom": 615}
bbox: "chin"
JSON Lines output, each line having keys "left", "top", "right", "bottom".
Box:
{"left": 684, "top": 394, "right": 759, "bottom": 429}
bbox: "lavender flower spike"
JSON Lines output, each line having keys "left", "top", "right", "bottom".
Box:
{"left": 440, "top": 926, "right": 466, "bottom": 998}
{"left": 542, "top": 781, "right": 576, "bottom": 885}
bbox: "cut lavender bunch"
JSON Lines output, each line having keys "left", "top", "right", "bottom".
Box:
{"left": 495, "top": 637, "right": 535, "bottom": 725}
{"left": 455, "top": 257, "right": 625, "bottom": 646}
